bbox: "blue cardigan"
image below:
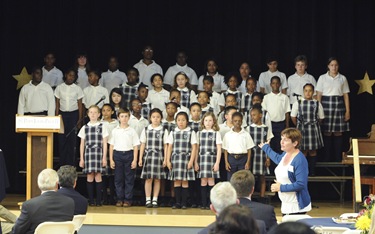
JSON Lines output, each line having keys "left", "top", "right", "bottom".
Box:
{"left": 262, "top": 144, "right": 311, "bottom": 210}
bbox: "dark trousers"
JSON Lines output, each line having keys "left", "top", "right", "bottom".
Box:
{"left": 271, "top": 121, "right": 286, "bottom": 154}
{"left": 227, "top": 154, "right": 247, "bottom": 180}
{"left": 113, "top": 150, "right": 135, "bottom": 202}
{"left": 59, "top": 110, "right": 79, "bottom": 166}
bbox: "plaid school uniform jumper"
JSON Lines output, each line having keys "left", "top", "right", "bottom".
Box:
{"left": 242, "top": 94, "right": 253, "bottom": 113}
{"left": 83, "top": 124, "right": 105, "bottom": 174}
{"left": 248, "top": 125, "right": 270, "bottom": 175}
{"left": 189, "top": 121, "right": 200, "bottom": 133}
{"left": 223, "top": 91, "right": 243, "bottom": 110}
{"left": 141, "top": 102, "right": 152, "bottom": 120}
{"left": 163, "top": 121, "right": 176, "bottom": 133}
{"left": 180, "top": 90, "right": 193, "bottom": 108}
{"left": 141, "top": 127, "right": 167, "bottom": 179}
{"left": 296, "top": 99, "right": 324, "bottom": 150}
{"left": 201, "top": 106, "right": 214, "bottom": 117}
{"left": 197, "top": 131, "right": 220, "bottom": 178}
{"left": 321, "top": 96, "right": 350, "bottom": 133}
{"left": 169, "top": 130, "right": 195, "bottom": 181}
{"left": 121, "top": 83, "right": 139, "bottom": 108}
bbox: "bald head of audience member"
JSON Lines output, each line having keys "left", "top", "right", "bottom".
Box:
{"left": 57, "top": 165, "right": 77, "bottom": 188}
{"left": 213, "top": 204, "right": 259, "bottom": 234}
{"left": 230, "top": 169, "right": 255, "bottom": 198}
{"left": 37, "top": 168, "right": 59, "bottom": 192}
{"left": 210, "top": 182, "right": 238, "bottom": 215}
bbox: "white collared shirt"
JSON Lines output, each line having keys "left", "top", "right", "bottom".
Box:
{"left": 83, "top": 85, "right": 109, "bottom": 109}
{"left": 222, "top": 128, "right": 255, "bottom": 153}
{"left": 262, "top": 92, "right": 291, "bottom": 122}
{"left": 17, "top": 81, "right": 55, "bottom": 116}
{"left": 238, "top": 76, "right": 260, "bottom": 95}
{"left": 128, "top": 114, "right": 149, "bottom": 137}
{"left": 198, "top": 72, "right": 227, "bottom": 93}
{"left": 209, "top": 91, "right": 222, "bottom": 116}
{"left": 287, "top": 72, "right": 316, "bottom": 104}
{"left": 100, "top": 69, "right": 127, "bottom": 94}
{"left": 164, "top": 63, "right": 198, "bottom": 86}
{"left": 198, "top": 129, "right": 222, "bottom": 144}
{"left": 42, "top": 66, "right": 63, "bottom": 87}
{"left": 78, "top": 121, "right": 109, "bottom": 139}
{"left": 76, "top": 68, "right": 89, "bottom": 90}
{"left": 101, "top": 119, "right": 119, "bottom": 140}
{"left": 140, "top": 124, "right": 169, "bottom": 143}
{"left": 259, "top": 70, "right": 288, "bottom": 94}
{"left": 166, "top": 127, "right": 197, "bottom": 144}
{"left": 316, "top": 72, "right": 350, "bottom": 96}
{"left": 218, "top": 122, "right": 232, "bottom": 139}
{"left": 133, "top": 59, "right": 163, "bottom": 88}
{"left": 108, "top": 125, "right": 140, "bottom": 151}
{"left": 146, "top": 88, "right": 170, "bottom": 111}
{"left": 54, "top": 83, "right": 84, "bottom": 112}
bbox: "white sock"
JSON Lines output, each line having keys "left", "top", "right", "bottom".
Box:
{"left": 146, "top": 197, "right": 151, "bottom": 202}
{"left": 152, "top": 197, "right": 158, "bottom": 202}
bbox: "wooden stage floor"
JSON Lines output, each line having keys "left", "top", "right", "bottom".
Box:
{"left": 2, "top": 194, "right": 354, "bottom": 227}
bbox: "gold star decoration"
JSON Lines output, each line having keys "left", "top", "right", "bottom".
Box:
{"left": 355, "top": 72, "right": 375, "bottom": 95}
{"left": 13, "top": 67, "right": 32, "bottom": 90}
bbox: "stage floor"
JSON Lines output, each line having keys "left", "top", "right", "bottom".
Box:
{"left": 2, "top": 194, "right": 354, "bottom": 227}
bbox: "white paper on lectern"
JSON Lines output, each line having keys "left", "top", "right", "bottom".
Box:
{"left": 15, "top": 116, "right": 61, "bottom": 129}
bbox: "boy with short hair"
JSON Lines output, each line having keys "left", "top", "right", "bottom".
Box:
{"left": 133, "top": 45, "right": 163, "bottom": 88}
{"left": 100, "top": 56, "right": 127, "bottom": 94}
{"left": 223, "top": 112, "right": 255, "bottom": 180}
{"left": 262, "top": 76, "right": 290, "bottom": 153}
{"left": 109, "top": 108, "right": 140, "bottom": 207}
{"left": 259, "top": 58, "right": 288, "bottom": 94}
{"left": 42, "top": 52, "right": 63, "bottom": 89}
{"left": 287, "top": 55, "right": 316, "bottom": 105}
{"left": 128, "top": 98, "right": 149, "bottom": 137}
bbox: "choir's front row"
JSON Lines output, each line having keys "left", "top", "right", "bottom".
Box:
{"left": 78, "top": 92, "right": 322, "bottom": 209}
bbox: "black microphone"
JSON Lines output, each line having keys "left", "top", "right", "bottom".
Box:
{"left": 94, "top": 96, "right": 106, "bottom": 106}
{"left": 293, "top": 93, "right": 302, "bottom": 97}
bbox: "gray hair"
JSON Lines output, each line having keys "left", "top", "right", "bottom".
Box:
{"left": 57, "top": 165, "right": 77, "bottom": 188}
{"left": 210, "top": 182, "right": 237, "bottom": 214}
{"left": 37, "top": 168, "right": 59, "bottom": 191}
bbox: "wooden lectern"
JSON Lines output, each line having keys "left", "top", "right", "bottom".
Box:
{"left": 15, "top": 115, "right": 63, "bottom": 200}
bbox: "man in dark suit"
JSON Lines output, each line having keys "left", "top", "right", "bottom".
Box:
{"left": 12, "top": 169, "right": 75, "bottom": 234}
{"left": 230, "top": 170, "right": 278, "bottom": 231}
{"left": 57, "top": 165, "right": 88, "bottom": 215}
{"left": 197, "top": 182, "right": 266, "bottom": 234}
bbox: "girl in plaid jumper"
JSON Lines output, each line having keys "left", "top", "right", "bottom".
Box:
{"left": 166, "top": 112, "right": 197, "bottom": 209}
{"left": 78, "top": 105, "right": 109, "bottom": 206}
{"left": 139, "top": 108, "right": 168, "bottom": 208}
{"left": 195, "top": 112, "right": 222, "bottom": 209}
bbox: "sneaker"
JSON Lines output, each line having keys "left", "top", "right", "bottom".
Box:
{"left": 152, "top": 201, "right": 158, "bottom": 208}
{"left": 123, "top": 201, "right": 132, "bottom": 207}
{"left": 115, "top": 201, "right": 123, "bottom": 207}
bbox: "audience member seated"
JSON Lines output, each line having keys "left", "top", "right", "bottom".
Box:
{"left": 230, "top": 169, "right": 277, "bottom": 231}
{"left": 12, "top": 169, "right": 75, "bottom": 234}
{"left": 197, "top": 182, "right": 266, "bottom": 234}
{"left": 0, "top": 205, "right": 17, "bottom": 234}
{"left": 57, "top": 165, "right": 88, "bottom": 215}
{"left": 211, "top": 204, "right": 260, "bottom": 234}
{"left": 268, "top": 221, "right": 315, "bottom": 234}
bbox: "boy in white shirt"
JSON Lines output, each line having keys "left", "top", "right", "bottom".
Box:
{"left": 223, "top": 112, "right": 255, "bottom": 180}
{"left": 287, "top": 55, "right": 316, "bottom": 105}
{"left": 262, "top": 76, "right": 290, "bottom": 153}
{"left": 259, "top": 58, "right": 288, "bottom": 94}
{"left": 100, "top": 56, "right": 127, "bottom": 94}
{"left": 83, "top": 70, "right": 109, "bottom": 110}
{"left": 109, "top": 108, "right": 140, "bottom": 207}
{"left": 41, "top": 52, "right": 63, "bottom": 89}
{"left": 133, "top": 46, "right": 163, "bottom": 88}
{"left": 128, "top": 98, "right": 149, "bottom": 137}
{"left": 164, "top": 51, "right": 198, "bottom": 91}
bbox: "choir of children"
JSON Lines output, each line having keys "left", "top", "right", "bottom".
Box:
{"left": 23, "top": 51, "right": 344, "bottom": 208}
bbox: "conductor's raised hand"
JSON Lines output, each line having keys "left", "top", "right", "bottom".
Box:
{"left": 258, "top": 140, "right": 270, "bottom": 149}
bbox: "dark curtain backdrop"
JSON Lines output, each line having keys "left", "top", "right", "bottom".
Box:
{"left": 0, "top": 0, "right": 374, "bottom": 193}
